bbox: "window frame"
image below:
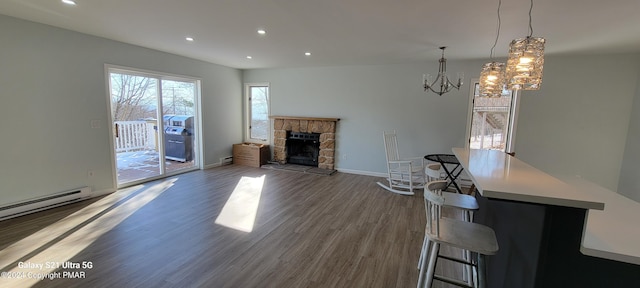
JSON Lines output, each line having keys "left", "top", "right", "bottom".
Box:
{"left": 244, "top": 83, "right": 271, "bottom": 144}
{"left": 464, "top": 78, "right": 521, "bottom": 154}
{"left": 105, "top": 64, "right": 203, "bottom": 187}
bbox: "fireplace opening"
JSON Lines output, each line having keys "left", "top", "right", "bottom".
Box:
{"left": 286, "top": 131, "right": 320, "bottom": 166}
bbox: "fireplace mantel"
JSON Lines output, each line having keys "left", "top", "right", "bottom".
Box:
{"left": 271, "top": 116, "right": 339, "bottom": 170}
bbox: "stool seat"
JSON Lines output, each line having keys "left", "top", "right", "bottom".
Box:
{"left": 443, "top": 192, "right": 479, "bottom": 211}
{"left": 429, "top": 217, "right": 498, "bottom": 256}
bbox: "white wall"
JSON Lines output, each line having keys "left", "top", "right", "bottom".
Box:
{"left": 618, "top": 70, "right": 640, "bottom": 201}
{"left": 515, "top": 54, "right": 640, "bottom": 191}
{"left": 0, "top": 15, "right": 243, "bottom": 207}
{"left": 243, "top": 59, "right": 490, "bottom": 176}
{"left": 243, "top": 53, "right": 640, "bottom": 195}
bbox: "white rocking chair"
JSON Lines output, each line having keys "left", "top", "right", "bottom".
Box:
{"left": 376, "top": 130, "right": 425, "bottom": 196}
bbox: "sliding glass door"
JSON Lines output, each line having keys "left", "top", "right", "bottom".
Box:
{"left": 108, "top": 67, "right": 200, "bottom": 186}
{"left": 161, "top": 79, "right": 198, "bottom": 174}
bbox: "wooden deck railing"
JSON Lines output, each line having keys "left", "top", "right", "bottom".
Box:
{"left": 114, "top": 121, "right": 157, "bottom": 152}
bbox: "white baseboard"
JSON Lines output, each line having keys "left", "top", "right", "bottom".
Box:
{"left": 204, "top": 157, "right": 236, "bottom": 169}
{"left": 91, "top": 188, "right": 117, "bottom": 197}
{"left": 204, "top": 163, "right": 221, "bottom": 169}
{"left": 336, "top": 168, "right": 386, "bottom": 178}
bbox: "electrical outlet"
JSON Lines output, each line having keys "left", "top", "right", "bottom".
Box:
{"left": 90, "top": 119, "right": 101, "bottom": 129}
{"left": 341, "top": 154, "right": 348, "bottom": 160}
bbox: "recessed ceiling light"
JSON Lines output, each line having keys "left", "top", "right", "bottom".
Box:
{"left": 62, "top": 0, "right": 77, "bottom": 5}
{"left": 305, "top": 52, "right": 312, "bottom": 56}
{"left": 257, "top": 29, "right": 266, "bottom": 35}
{"left": 246, "top": 56, "right": 252, "bottom": 59}
{"left": 185, "top": 37, "right": 194, "bottom": 42}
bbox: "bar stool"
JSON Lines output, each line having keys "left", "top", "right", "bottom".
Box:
{"left": 417, "top": 180, "right": 499, "bottom": 288}
{"left": 421, "top": 163, "right": 480, "bottom": 284}
{"left": 425, "top": 163, "right": 478, "bottom": 222}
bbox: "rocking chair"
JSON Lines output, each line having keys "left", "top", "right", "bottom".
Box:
{"left": 376, "top": 130, "right": 425, "bottom": 196}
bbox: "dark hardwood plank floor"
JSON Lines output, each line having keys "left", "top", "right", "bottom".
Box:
{"left": 0, "top": 165, "right": 462, "bottom": 288}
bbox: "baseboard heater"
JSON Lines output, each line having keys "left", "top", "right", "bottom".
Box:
{"left": 0, "top": 186, "right": 91, "bottom": 221}
{"left": 220, "top": 156, "right": 233, "bottom": 166}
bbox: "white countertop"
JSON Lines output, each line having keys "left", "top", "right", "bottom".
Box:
{"left": 560, "top": 176, "right": 640, "bottom": 265}
{"left": 452, "top": 148, "right": 604, "bottom": 210}
{"left": 453, "top": 148, "right": 640, "bottom": 265}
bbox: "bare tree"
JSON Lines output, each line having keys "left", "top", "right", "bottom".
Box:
{"left": 110, "top": 73, "right": 156, "bottom": 121}
{"left": 110, "top": 74, "right": 196, "bottom": 121}
{"left": 162, "top": 80, "right": 195, "bottom": 116}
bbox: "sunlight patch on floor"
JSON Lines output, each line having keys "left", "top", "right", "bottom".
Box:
{"left": 0, "top": 178, "right": 176, "bottom": 287}
{"left": 215, "top": 175, "right": 266, "bottom": 233}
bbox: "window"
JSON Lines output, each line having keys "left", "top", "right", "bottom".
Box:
{"left": 245, "top": 83, "right": 270, "bottom": 143}
{"left": 466, "top": 80, "right": 520, "bottom": 153}
{"left": 107, "top": 65, "right": 201, "bottom": 186}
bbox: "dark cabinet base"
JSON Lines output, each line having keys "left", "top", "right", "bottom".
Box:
{"left": 475, "top": 193, "right": 640, "bottom": 288}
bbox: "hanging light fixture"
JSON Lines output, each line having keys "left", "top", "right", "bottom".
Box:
{"left": 479, "top": 0, "right": 506, "bottom": 98}
{"left": 505, "top": 0, "right": 545, "bottom": 90}
{"left": 423, "top": 47, "right": 463, "bottom": 96}
{"left": 480, "top": 62, "right": 507, "bottom": 97}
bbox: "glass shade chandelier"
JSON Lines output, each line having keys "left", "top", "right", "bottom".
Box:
{"left": 479, "top": 0, "right": 506, "bottom": 98}
{"left": 423, "top": 47, "right": 463, "bottom": 96}
{"left": 505, "top": 36, "right": 545, "bottom": 90}
{"left": 479, "top": 62, "right": 506, "bottom": 97}
{"left": 505, "top": 0, "right": 545, "bottom": 90}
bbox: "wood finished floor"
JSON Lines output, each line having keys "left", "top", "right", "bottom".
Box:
{"left": 0, "top": 165, "right": 463, "bottom": 288}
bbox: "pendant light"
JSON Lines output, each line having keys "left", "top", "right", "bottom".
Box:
{"left": 505, "top": 0, "right": 545, "bottom": 90}
{"left": 479, "top": 0, "right": 506, "bottom": 98}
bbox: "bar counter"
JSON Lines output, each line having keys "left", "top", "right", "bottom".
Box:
{"left": 453, "top": 148, "right": 640, "bottom": 288}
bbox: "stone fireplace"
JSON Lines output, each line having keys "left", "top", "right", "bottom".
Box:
{"left": 271, "top": 116, "right": 340, "bottom": 170}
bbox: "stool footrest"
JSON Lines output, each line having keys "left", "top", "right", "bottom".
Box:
{"left": 438, "top": 254, "right": 475, "bottom": 267}
{"left": 434, "top": 274, "right": 474, "bottom": 288}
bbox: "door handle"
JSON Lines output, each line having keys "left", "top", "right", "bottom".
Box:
{"left": 115, "top": 123, "right": 119, "bottom": 138}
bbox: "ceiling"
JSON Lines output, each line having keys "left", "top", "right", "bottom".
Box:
{"left": 1, "top": 0, "right": 639, "bottom": 69}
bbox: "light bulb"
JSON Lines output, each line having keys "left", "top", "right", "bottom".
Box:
{"left": 519, "top": 57, "right": 533, "bottom": 64}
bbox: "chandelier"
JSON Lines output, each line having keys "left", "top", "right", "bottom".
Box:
{"left": 423, "top": 47, "right": 463, "bottom": 96}
{"left": 479, "top": 0, "right": 507, "bottom": 98}
{"left": 505, "top": 0, "right": 545, "bottom": 90}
